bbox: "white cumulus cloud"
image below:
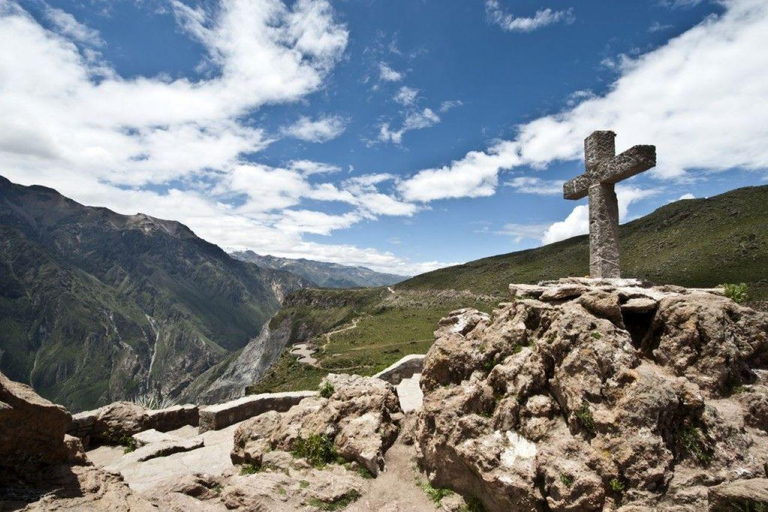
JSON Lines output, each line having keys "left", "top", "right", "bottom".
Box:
{"left": 485, "top": 1, "right": 575, "bottom": 33}
{"left": 281, "top": 115, "right": 347, "bottom": 142}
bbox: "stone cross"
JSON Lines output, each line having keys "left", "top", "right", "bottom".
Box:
{"left": 563, "top": 131, "right": 656, "bottom": 279}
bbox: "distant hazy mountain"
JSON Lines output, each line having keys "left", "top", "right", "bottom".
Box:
{"left": 0, "top": 176, "right": 310, "bottom": 411}
{"left": 230, "top": 251, "right": 409, "bottom": 288}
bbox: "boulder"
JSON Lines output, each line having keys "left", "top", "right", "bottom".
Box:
{"left": 232, "top": 374, "right": 402, "bottom": 476}
{"left": 89, "top": 401, "right": 149, "bottom": 445}
{"left": 416, "top": 279, "right": 768, "bottom": 512}
{"left": 0, "top": 371, "right": 72, "bottom": 478}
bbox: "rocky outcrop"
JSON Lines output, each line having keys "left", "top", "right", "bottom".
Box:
{"left": 416, "top": 279, "right": 768, "bottom": 512}
{"left": 0, "top": 371, "right": 72, "bottom": 480}
{"left": 232, "top": 374, "right": 402, "bottom": 476}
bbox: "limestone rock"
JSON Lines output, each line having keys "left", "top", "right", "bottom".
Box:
{"left": 89, "top": 401, "right": 149, "bottom": 444}
{"left": 416, "top": 280, "right": 768, "bottom": 511}
{"left": 708, "top": 478, "right": 768, "bottom": 511}
{"left": 232, "top": 374, "right": 402, "bottom": 476}
{"left": 0, "top": 371, "right": 72, "bottom": 479}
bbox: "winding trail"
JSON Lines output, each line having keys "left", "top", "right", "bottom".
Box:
{"left": 289, "top": 317, "right": 361, "bottom": 368}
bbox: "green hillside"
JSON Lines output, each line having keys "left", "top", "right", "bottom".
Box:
{"left": 399, "top": 185, "right": 768, "bottom": 301}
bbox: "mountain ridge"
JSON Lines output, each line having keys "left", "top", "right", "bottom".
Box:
{"left": 0, "top": 175, "right": 311, "bottom": 411}
{"left": 230, "top": 250, "right": 409, "bottom": 288}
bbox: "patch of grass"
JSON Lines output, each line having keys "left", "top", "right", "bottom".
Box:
{"left": 609, "top": 479, "right": 625, "bottom": 492}
{"left": 397, "top": 186, "right": 768, "bottom": 299}
{"left": 575, "top": 403, "right": 595, "bottom": 434}
{"left": 213, "top": 484, "right": 223, "bottom": 494}
{"left": 300, "top": 480, "right": 310, "bottom": 489}
{"left": 292, "top": 433, "right": 338, "bottom": 469}
{"left": 591, "top": 331, "right": 602, "bottom": 340}
{"left": 308, "top": 489, "right": 361, "bottom": 511}
{"left": 319, "top": 381, "right": 335, "bottom": 399}
{"left": 560, "top": 474, "right": 574, "bottom": 487}
{"left": 677, "top": 423, "right": 713, "bottom": 466}
{"left": 240, "top": 463, "right": 261, "bottom": 475}
{"left": 250, "top": 291, "right": 500, "bottom": 393}
{"left": 356, "top": 467, "right": 374, "bottom": 479}
{"left": 419, "top": 480, "right": 454, "bottom": 504}
{"left": 722, "top": 283, "right": 750, "bottom": 304}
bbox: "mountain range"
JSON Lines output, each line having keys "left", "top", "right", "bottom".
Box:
{"left": 0, "top": 176, "right": 309, "bottom": 411}
{"left": 230, "top": 251, "right": 409, "bottom": 288}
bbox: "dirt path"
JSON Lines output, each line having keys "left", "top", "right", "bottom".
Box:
{"left": 348, "top": 433, "right": 437, "bottom": 512}
{"left": 291, "top": 317, "right": 362, "bottom": 368}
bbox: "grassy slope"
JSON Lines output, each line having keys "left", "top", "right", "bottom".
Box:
{"left": 251, "top": 186, "right": 768, "bottom": 394}
{"left": 249, "top": 290, "right": 500, "bottom": 394}
{"left": 398, "top": 185, "right": 768, "bottom": 301}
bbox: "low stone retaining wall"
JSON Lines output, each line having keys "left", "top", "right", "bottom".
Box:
{"left": 68, "top": 354, "right": 427, "bottom": 438}
{"left": 68, "top": 403, "right": 199, "bottom": 442}
{"left": 198, "top": 391, "right": 316, "bottom": 433}
{"left": 373, "top": 354, "right": 425, "bottom": 385}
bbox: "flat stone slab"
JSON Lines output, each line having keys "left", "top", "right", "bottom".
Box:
{"left": 396, "top": 374, "right": 423, "bottom": 414}
{"left": 620, "top": 297, "right": 658, "bottom": 313}
{"left": 132, "top": 429, "right": 179, "bottom": 448}
{"left": 199, "top": 391, "right": 316, "bottom": 433}
{"left": 373, "top": 354, "right": 425, "bottom": 385}
{"left": 108, "top": 437, "right": 205, "bottom": 469}
{"left": 147, "top": 404, "right": 199, "bottom": 431}
{"left": 90, "top": 423, "right": 240, "bottom": 493}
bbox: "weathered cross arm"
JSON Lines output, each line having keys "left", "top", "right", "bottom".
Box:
{"left": 562, "top": 144, "right": 656, "bottom": 200}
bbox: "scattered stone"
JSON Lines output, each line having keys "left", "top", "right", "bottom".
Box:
{"left": 620, "top": 297, "right": 658, "bottom": 313}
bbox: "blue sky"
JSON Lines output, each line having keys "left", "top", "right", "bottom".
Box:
{"left": 1, "top": 0, "right": 767, "bottom": 274}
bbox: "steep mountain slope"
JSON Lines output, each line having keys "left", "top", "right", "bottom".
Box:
{"left": 230, "top": 250, "right": 409, "bottom": 288}
{"left": 0, "top": 176, "right": 309, "bottom": 411}
{"left": 399, "top": 185, "right": 768, "bottom": 300}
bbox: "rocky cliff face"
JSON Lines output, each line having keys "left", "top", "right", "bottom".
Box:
{"left": 0, "top": 176, "right": 310, "bottom": 411}
{"left": 416, "top": 278, "right": 768, "bottom": 511}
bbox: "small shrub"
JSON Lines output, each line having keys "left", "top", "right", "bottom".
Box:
{"left": 482, "top": 358, "right": 497, "bottom": 373}
{"left": 292, "top": 433, "right": 338, "bottom": 468}
{"left": 591, "top": 331, "right": 602, "bottom": 340}
{"left": 677, "top": 423, "right": 713, "bottom": 466}
{"left": 300, "top": 480, "right": 310, "bottom": 489}
{"left": 609, "top": 479, "right": 625, "bottom": 492}
{"left": 213, "top": 484, "right": 223, "bottom": 494}
{"left": 575, "top": 403, "right": 595, "bottom": 433}
{"left": 122, "top": 437, "right": 137, "bottom": 454}
{"left": 560, "top": 474, "right": 574, "bottom": 487}
{"left": 420, "top": 480, "right": 454, "bottom": 504}
{"left": 357, "top": 466, "right": 374, "bottom": 479}
{"left": 240, "top": 463, "right": 261, "bottom": 475}
{"left": 722, "top": 283, "right": 749, "bottom": 304}
{"left": 309, "top": 489, "right": 361, "bottom": 511}
{"left": 319, "top": 381, "right": 335, "bottom": 399}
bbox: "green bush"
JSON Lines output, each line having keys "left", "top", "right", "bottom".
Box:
{"left": 309, "top": 490, "right": 361, "bottom": 511}
{"left": 291, "top": 433, "right": 338, "bottom": 468}
{"left": 560, "top": 474, "right": 574, "bottom": 487}
{"left": 609, "top": 478, "right": 625, "bottom": 492}
{"left": 677, "top": 423, "right": 713, "bottom": 466}
{"left": 722, "top": 283, "right": 749, "bottom": 304}
{"left": 419, "top": 481, "right": 454, "bottom": 504}
{"left": 575, "top": 403, "right": 595, "bottom": 433}
{"left": 319, "top": 381, "right": 335, "bottom": 399}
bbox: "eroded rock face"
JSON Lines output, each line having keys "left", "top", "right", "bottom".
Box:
{"left": 0, "top": 371, "right": 72, "bottom": 480}
{"left": 417, "top": 279, "right": 768, "bottom": 512}
{"left": 232, "top": 374, "right": 402, "bottom": 476}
